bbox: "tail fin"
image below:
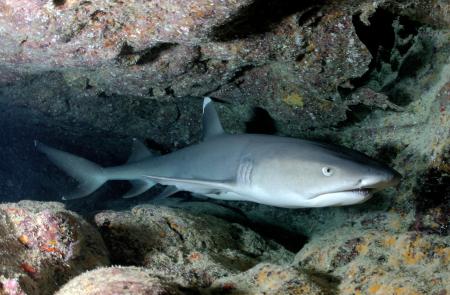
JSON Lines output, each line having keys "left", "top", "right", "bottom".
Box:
{"left": 35, "top": 140, "right": 107, "bottom": 200}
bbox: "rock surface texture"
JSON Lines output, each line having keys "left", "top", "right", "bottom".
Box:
{"left": 294, "top": 213, "right": 450, "bottom": 294}
{"left": 94, "top": 205, "right": 293, "bottom": 288}
{"left": 208, "top": 263, "right": 330, "bottom": 295}
{"left": 0, "top": 0, "right": 449, "bottom": 294}
{"left": 55, "top": 266, "right": 187, "bottom": 295}
{"left": 0, "top": 201, "right": 110, "bottom": 295}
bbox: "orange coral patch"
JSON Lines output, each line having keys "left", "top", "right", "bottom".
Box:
{"left": 368, "top": 284, "right": 381, "bottom": 293}
{"left": 18, "top": 235, "right": 29, "bottom": 246}
{"left": 20, "top": 262, "right": 37, "bottom": 276}
{"left": 188, "top": 252, "right": 202, "bottom": 262}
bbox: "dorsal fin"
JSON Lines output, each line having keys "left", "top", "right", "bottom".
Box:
{"left": 127, "top": 138, "right": 154, "bottom": 163}
{"left": 202, "top": 97, "right": 224, "bottom": 140}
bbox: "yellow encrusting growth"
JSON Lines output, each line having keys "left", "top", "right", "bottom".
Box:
{"left": 368, "top": 283, "right": 381, "bottom": 293}
{"left": 283, "top": 93, "right": 304, "bottom": 108}
{"left": 355, "top": 241, "right": 369, "bottom": 255}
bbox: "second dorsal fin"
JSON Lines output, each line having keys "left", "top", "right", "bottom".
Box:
{"left": 202, "top": 97, "right": 225, "bottom": 140}
{"left": 127, "top": 138, "right": 154, "bottom": 163}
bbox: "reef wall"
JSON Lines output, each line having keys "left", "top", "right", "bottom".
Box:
{"left": 0, "top": 0, "right": 448, "bottom": 294}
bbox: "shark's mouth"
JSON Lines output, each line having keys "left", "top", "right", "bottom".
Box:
{"left": 308, "top": 188, "right": 375, "bottom": 207}
{"left": 312, "top": 188, "right": 374, "bottom": 199}
{"left": 344, "top": 188, "right": 373, "bottom": 197}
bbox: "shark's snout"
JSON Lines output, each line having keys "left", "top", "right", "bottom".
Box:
{"left": 360, "top": 168, "right": 401, "bottom": 189}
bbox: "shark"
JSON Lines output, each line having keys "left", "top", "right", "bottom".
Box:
{"left": 36, "top": 97, "right": 401, "bottom": 208}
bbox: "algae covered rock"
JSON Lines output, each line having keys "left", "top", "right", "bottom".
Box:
{"left": 207, "top": 263, "right": 330, "bottom": 295}
{"left": 294, "top": 214, "right": 450, "bottom": 294}
{"left": 94, "top": 204, "right": 293, "bottom": 288}
{"left": 0, "top": 201, "right": 110, "bottom": 295}
{"left": 55, "top": 266, "right": 186, "bottom": 295}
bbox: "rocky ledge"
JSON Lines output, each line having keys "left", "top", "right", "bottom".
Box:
{"left": 0, "top": 201, "right": 448, "bottom": 294}
{"left": 0, "top": 0, "right": 449, "bottom": 294}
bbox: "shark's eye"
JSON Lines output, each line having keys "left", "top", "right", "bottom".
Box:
{"left": 322, "top": 167, "right": 334, "bottom": 176}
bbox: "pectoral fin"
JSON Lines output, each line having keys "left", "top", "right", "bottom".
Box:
{"left": 122, "top": 179, "right": 155, "bottom": 199}
{"left": 152, "top": 185, "right": 179, "bottom": 201}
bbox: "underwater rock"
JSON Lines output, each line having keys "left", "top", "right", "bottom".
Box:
{"left": 94, "top": 204, "right": 293, "bottom": 288}
{"left": 0, "top": 201, "right": 110, "bottom": 295}
{"left": 294, "top": 218, "right": 450, "bottom": 294}
{"left": 207, "top": 263, "right": 329, "bottom": 295}
{"left": 0, "top": 1, "right": 449, "bottom": 293}
{"left": 2, "top": 0, "right": 442, "bottom": 134}
{"left": 387, "top": 0, "right": 450, "bottom": 28}
{"left": 55, "top": 266, "right": 186, "bottom": 295}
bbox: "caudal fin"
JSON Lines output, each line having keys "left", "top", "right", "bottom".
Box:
{"left": 35, "top": 140, "right": 107, "bottom": 200}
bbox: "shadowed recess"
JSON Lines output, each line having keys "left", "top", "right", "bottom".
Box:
{"left": 349, "top": 9, "right": 424, "bottom": 106}
{"left": 247, "top": 222, "right": 308, "bottom": 253}
{"left": 245, "top": 107, "right": 277, "bottom": 134}
{"left": 53, "top": 0, "right": 65, "bottom": 7}
{"left": 117, "top": 42, "right": 176, "bottom": 66}
{"left": 412, "top": 150, "right": 450, "bottom": 236}
{"left": 136, "top": 43, "right": 177, "bottom": 65}
{"left": 211, "top": 0, "right": 318, "bottom": 41}
{"left": 338, "top": 9, "right": 424, "bottom": 127}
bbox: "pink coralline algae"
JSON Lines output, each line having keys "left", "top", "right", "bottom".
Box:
{"left": 0, "top": 278, "right": 27, "bottom": 295}
{"left": 0, "top": 201, "right": 110, "bottom": 295}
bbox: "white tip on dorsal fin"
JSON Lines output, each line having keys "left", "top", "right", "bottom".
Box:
{"left": 203, "top": 97, "right": 212, "bottom": 111}
{"left": 127, "top": 138, "right": 154, "bottom": 163}
{"left": 202, "top": 97, "right": 225, "bottom": 140}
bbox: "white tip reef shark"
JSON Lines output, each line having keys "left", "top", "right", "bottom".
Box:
{"left": 35, "top": 97, "right": 401, "bottom": 208}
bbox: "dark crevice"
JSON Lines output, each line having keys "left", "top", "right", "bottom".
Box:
{"left": 297, "top": 6, "right": 323, "bottom": 28}
{"left": 412, "top": 149, "right": 450, "bottom": 236}
{"left": 164, "top": 86, "right": 175, "bottom": 96}
{"left": 336, "top": 104, "right": 373, "bottom": 128}
{"left": 97, "top": 91, "right": 109, "bottom": 98}
{"left": 116, "top": 42, "right": 135, "bottom": 65}
{"left": 53, "top": 0, "right": 65, "bottom": 7}
{"left": 229, "top": 65, "right": 254, "bottom": 85}
{"left": 245, "top": 107, "right": 277, "bottom": 134}
{"left": 296, "top": 52, "right": 306, "bottom": 63}
{"left": 117, "top": 42, "right": 176, "bottom": 66}
{"left": 354, "top": 11, "right": 396, "bottom": 64}
{"left": 85, "top": 79, "right": 94, "bottom": 90}
{"left": 396, "top": 39, "right": 432, "bottom": 79}
{"left": 374, "top": 144, "right": 403, "bottom": 166}
{"left": 247, "top": 222, "right": 308, "bottom": 253}
{"left": 136, "top": 43, "right": 176, "bottom": 65}
{"left": 351, "top": 9, "right": 423, "bottom": 91}
{"left": 211, "top": 0, "right": 318, "bottom": 41}
{"left": 143, "top": 138, "right": 172, "bottom": 155}
{"left": 351, "top": 10, "right": 396, "bottom": 87}
{"left": 117, "top": 42, "right": 134, "bottom": 57}
{"left": 90, "top": 10, "right": 107, "bottom": 21}
{"left": 338, "top": 9, "right": 425, "bottom": 126}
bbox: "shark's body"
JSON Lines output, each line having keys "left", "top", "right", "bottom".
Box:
{"left": 36, "top": 97, "right": 400, "bottom": 208}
